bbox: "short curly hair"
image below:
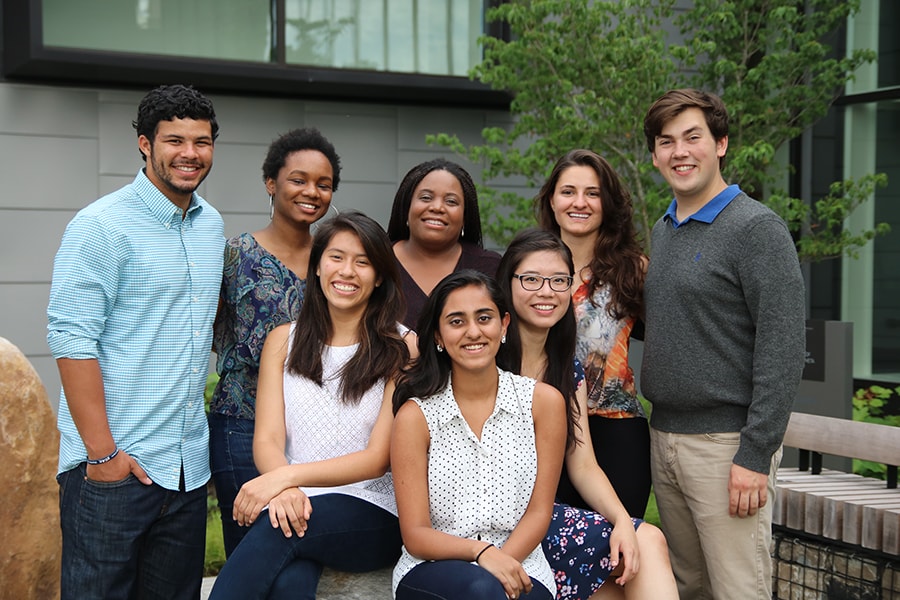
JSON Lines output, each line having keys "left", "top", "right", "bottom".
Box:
{"left": 132, "top": 84, "right": 218, "bottom": 161}
{"left": 261, "top": 128, "right": 342, "bottom": 191}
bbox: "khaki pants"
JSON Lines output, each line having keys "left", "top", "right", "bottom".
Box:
{"left": 650, "top": 428, "right": 781, "bottom": 600}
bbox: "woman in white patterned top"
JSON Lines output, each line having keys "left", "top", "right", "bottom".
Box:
{"left": 391, "top": 270, "right": 567, "bottom": 600}
{"left": 210, "top": 212, "right": 417, "bottom": 600}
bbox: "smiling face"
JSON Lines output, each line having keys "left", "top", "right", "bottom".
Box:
{"left": 139, "top": 117, "right": 214, "bottom": 209}
{"left": 316, "top": 229, "right": 380, "bottom": 318}
{"left": 435, "top": 284, "right": 509, "bottom": 375}
{"left": 510, "top": 250, "right": 572, "bottom": 335}
{"left": 651, "top": 107, "right": 728, "bottom": 208}
{"left": 407, "top": 169, "right": 465, "bottom": 249}
{"left": 266, "top": 149, "right": 334, "bottom": 226}
{"left": 549, "top": 165, "right": 603, "bottom": 240}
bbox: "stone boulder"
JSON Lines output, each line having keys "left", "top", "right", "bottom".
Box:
{"left": 0, "top": 337, "right": 61, "bottom": 599}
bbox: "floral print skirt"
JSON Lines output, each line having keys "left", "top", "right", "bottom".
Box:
{"left": 542, "top": 502, "right": 642, "bottom": 600}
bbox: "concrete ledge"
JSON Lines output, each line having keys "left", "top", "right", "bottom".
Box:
{"left": 318, "top": 567, "right": 393, "bottom": 599}
{"left": 201, "top": 567, "right": 393, "bottom": 599}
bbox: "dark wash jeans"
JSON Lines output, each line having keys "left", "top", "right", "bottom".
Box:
{"left": 209, "top": 493, "right": 401, "bottom": 600}
{"left": 208, "top": 412, "right": 260, "bottom": 556}
{"left": 57, "top": 463, "right": 206, "bottom": 600}
{"left": 396, "top": 560, "right": 552, "bottom": 600}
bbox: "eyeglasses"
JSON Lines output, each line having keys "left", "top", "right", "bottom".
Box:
{"left": 512, "top": 273, "right": 574, "bottom": 292}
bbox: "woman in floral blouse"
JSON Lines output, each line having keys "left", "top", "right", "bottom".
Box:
{"left": 537, "top": 149, "right": 651, "bottom": 518}
{"left": 209, "top": 128, "right": 341, "bottom": 556}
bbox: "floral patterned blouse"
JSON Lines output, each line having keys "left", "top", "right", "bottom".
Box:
{"left": 572, "top": 280, "right": 645, "bottom": 419}
{"left": 210, "top": 233, "right": 305, "bottom": 419}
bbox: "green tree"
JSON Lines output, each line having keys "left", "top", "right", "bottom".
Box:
{"left": 431, "top": 0, "right": 888, "bottom": 259}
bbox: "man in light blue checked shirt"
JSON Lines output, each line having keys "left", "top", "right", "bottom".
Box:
{"left": 48, "top": 84, "right": 225, "bottom": 600}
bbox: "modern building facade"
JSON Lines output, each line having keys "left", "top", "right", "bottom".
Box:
{"left": 0, "top": 0, "right": 897, "bottom": 409}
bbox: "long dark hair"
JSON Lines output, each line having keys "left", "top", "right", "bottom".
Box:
{"left": 496, "top": 228, "right": 579, "bottom": 448}
{"left": 287, "top": 211, "right": 408, "bottom": 403}
{"left": 386, "top": 158, "right": 485, "bottom": 247}
{"left": 536, "top": 149, "right": 645, "bottom": 320}
{"left": 393, "top": 270, "right": 507, "bottom": 414}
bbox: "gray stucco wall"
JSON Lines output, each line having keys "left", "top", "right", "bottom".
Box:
{"left": 0, "top": 81, "right": 523, "bottom": 410}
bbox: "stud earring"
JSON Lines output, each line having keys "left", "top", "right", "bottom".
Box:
{"left": 269, "top": 195, "right": 274, "bottom": 220}
{"left": 436, "top": 343, "right": 443, "bottom": 353}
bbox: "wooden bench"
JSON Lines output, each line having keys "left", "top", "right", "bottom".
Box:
{"left": 774, "top": 412, "right": 900, "bottom": 555}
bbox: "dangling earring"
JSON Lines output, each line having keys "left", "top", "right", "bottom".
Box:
{"left": 501, "top": 334, "right": 506, "bottom": 344}
{"left": 436, "top": 343, "right": 443, "bottom": 353}
{"left": 268, "top": 195, "right": 274, "bottom": 220}
{"left": 460, "top": 227, "right": 465, "bottom": 239}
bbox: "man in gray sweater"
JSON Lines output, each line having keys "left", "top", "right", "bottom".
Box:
{"left": 641, "top": 89, "right": 806, "bottom": 599}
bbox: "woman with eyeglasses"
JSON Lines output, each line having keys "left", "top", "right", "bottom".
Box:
{"left": 536, "top": 149, "right": 651, "bottom": 519}
{"left": 209, "top": 128, "right": 343, "bottom": 556}
{"left": 497, "top": 229, "right": 676, "bottom": 600}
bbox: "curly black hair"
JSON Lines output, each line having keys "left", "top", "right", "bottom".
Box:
{"left": 261, "top": 128, "right": 342, "bottom": 191}
{"left": 132, "top": 84, "right": 218, "bottom": 161}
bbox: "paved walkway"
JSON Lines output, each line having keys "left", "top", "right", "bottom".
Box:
{"left": 201, "top": 577, "right": 215, "bottom": 599}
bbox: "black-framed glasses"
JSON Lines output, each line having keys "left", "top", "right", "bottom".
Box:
{"left": 512, "top": 273, "right": 574, "bottom": 292}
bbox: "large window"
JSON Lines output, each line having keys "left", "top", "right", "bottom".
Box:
{"left": 3, "top": 1, "right": 505, "bottom": 106}
{"left": 839, "top": 0, "right": 900, "bottom": 381}
{"left": 284, "top": 0, "right": 483, "bottom": 76}
{"left": 39, "top": 0, "right": 483, "bottom": 77}
{"left": 42, "top": 0, "right": 272, "bottom": 62}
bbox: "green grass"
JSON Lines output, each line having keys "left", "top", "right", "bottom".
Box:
{"left": 205, "top": 504, "right": 226, "bottom": 576}
{"left": 643, "top": 489, "right": 660, "bottom": 526}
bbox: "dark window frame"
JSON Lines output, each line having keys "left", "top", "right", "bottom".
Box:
{"left": 1, "top": 0, "right": 510, "bottom": 108}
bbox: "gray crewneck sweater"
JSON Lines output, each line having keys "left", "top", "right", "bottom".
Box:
{"left": 641, "top": 192, "right": 806, "bottom": 474}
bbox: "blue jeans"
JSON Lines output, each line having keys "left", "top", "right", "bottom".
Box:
{"left": 396, "top": 560, "right": 552, "bottom": 600}
{"left": 210, "top": 493, "right": 401, "bottom": 600}
{"left": 209, "top": 412, "right": 260, "bottom": 556}
{"left": 57, "top": 463, "right": 206, "bottom": 600}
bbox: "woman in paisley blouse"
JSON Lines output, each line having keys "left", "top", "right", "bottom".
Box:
{"left": 497, "top": 229, "right": 676, "bottom": 600}
{"left": 537, "top": 149, "right": 651, "bottom": 517}
{"left": 209, "top": 128, "right": 341, "bottom": 556}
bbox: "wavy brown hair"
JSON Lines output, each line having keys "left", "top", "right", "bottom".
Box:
{"left": 536, "top": 149, "right": 645, "bottom": 320}
{"left": 287, "top": 211, "right": 408, "bottom": 403}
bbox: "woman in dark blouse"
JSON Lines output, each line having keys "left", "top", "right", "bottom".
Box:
{"left": 387, "top": 158, "right": 500, "bottom": 330}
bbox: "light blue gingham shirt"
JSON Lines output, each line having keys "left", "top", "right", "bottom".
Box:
{"left": 48, "top": 169, "right": 224, "bottom": 491}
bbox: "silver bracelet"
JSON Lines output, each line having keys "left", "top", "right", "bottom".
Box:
{"left": 86, "top": 448, "right": 119, "bottom": 465}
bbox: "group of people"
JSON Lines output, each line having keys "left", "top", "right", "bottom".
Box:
{"left": 47, "top": 83, "right": 805, "bottom": 600}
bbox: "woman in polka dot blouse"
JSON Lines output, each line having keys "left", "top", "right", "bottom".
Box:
{"left": 497, "top": 229, "right": 677, "bottom": 600}
{"left": 391, "top": 270, "right": 567, "bottom": 600}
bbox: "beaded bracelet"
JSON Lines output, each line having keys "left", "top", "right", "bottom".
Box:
{"left": 86, "top": 448, "right": 119, "bottom": 465}
{"left": 475, "top": 543, "right": 494, "bottom": 563}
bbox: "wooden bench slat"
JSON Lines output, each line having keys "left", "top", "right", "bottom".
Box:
{"left": 882, "top": 508, "right": 900, "bottom": 556}
{"left": 783, "top": 412, "right": 900, "bottom": 467}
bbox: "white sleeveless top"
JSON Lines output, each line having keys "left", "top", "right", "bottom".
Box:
{"left": 391, "top": 368, "right": 555, "bottom": 595}
{"left": 283, "top": 325, "right": 396, "bottom": 515}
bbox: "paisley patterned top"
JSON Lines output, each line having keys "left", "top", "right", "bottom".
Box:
{"left": 210, "top": 233, "right": 305, "bottom": 419}
{"left": 572, "top": 280, "right": 645, "bottom": 419}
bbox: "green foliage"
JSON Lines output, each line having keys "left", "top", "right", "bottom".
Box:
{"left": 851, "top": 385, "right": 900, "bottom": 479}
{"left": 431, "top": 0, "right": 889, "bottom": 260}
{"left": 205, "top": 503, "right": 226, "bottom": 576}
{"left": 429, "top": 0, "right": 679, "bottom": 245}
